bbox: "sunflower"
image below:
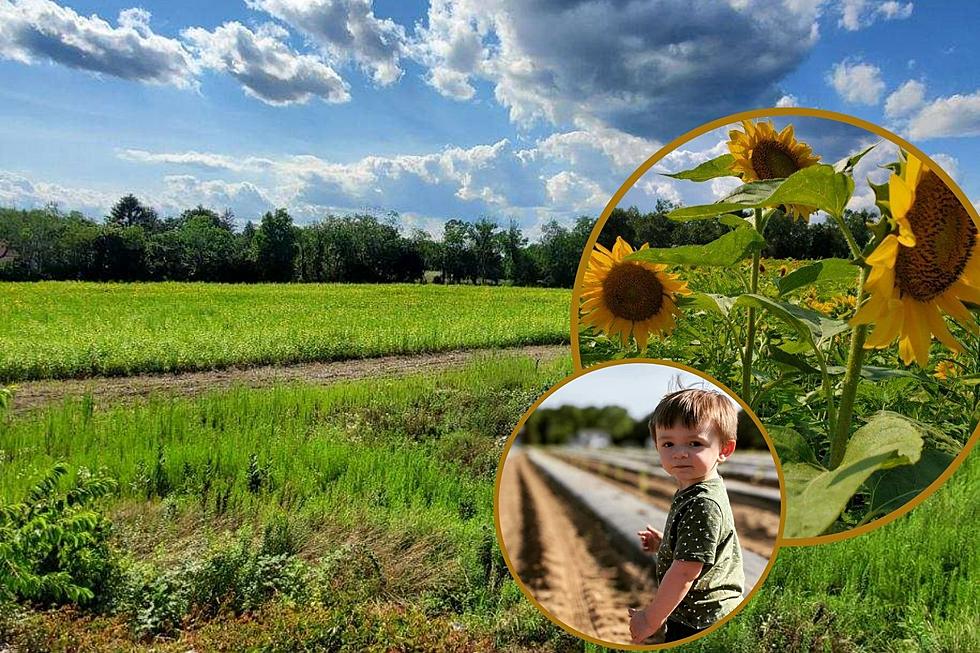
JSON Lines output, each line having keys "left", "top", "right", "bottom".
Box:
{"left": 935, "top": 359, "right": 958, "bottom": 381}
{"left": 727, "top": 120, "right": 821, "bottom": 220}
{"left": 580, "top": 237, "right": 690, "bottom": 350}
{"left": 851, "top": 153, "right": 980, "bottom": 366}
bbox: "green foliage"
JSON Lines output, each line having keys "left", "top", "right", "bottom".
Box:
{"left": 0, "top": 463, "right": 117, "bottom": 605}
{"left": 627, "top": 227, "right": 766, "bottom": 267}
{"left": 782, "top": 412, "right": 924, "bottom": 538}
{"left": 669, "top": 164, "right": 855, "bottom": 221}
{"left": 662, "top": 154, "right": 736, "bottom": 181}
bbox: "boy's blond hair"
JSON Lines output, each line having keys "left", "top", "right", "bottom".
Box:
{"left": 649, "top": 388, "right": 738, "bottom": 445}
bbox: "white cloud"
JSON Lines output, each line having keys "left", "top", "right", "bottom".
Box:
{"left": 160, "top": 175, "right": 276, "bottom": 218}
{"left": 182, "top": 22, "right": 350, "bottom": 105}
{"left": 884, "top": 79, "right": 925, "bottom": 118}
{"left": 411, "top": 0, "right": 822, "bottom": 139}
{"left": 544, "top": 171, "right": 607, "bottom": 212}
{"left": 776, "top": 94, "right": 799, "bottom": 107}
{"left": 828, "top": 60, "right": 885, "bottom": 105}
{"left": 247, "top": 0, "right": 406, "bottom": 85}
{"left": 710, "top": 176, "right": 741, "bottom": 199}
{"left": 838, "top": 0, "right": 913, "bottom": 31}
{"left": 0, "top": 170, "right": 116, "bottom": 215}
{"left": 928, "top": 153, "right": 958, "bottom": 180}
{"left": 0, "top": 0, "right": 196, "bottom": 87}
{"left": 118, "top": 149, "right": 276, "bottom": 173}
{"left": 907, "top": 91, "right": 980, "bottom": 139}
{"left": 845, "top": 138, "right": 899, "bottom": 211}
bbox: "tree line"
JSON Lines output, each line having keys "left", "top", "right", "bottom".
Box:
{"left": 0, "top": 195, "right": 874, "bottom": 285}
{"left": 520, "top": 403, "right": 767, "bottom": 449}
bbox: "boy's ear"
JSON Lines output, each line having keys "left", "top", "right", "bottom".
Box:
{"left": 719, "top": 439, "right": 736, "bottom": 460}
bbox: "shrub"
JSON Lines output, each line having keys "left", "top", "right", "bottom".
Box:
{"left": 0, "top": 463, "right": 117, "bottom": 605}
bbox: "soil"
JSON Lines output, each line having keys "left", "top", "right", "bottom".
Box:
{"left": 498, "top": 451, "right": 661, "bottom": 646}
{"left": 9, "top": 344, "right": 567, "bottom": 415}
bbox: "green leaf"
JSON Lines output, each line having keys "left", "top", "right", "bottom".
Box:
{"left": 769, "top": 346, "right": 820, "bottom": 375}
{"left": 666, "top": 165, "right": 855, "bottom": 221}
{"left": 767, "top": 425, "right": 818, "bottom": 465}
{"left": 764, "top": 165, "right": 854, "bottom": 219}
{"left": 734, "top": 294, "right": 850, "bottom": 352}
{"left": 625, "top": 228, "right": 766, "bottom": 267}
{"left": 719, "top": 214, "right": 751, "bottom": 229}
{"left": 784, "top": 412, "right": 923, "bottom": 538}
{"left": 866, "top": 448, "right": 954, "bottom": 517}
{"left": 834, "top": 143, "right": 878, "bottom": 174}
{"left": 679, "top": 292, "right": 736, "bottom": 318}
{"left": 662, "top": 154, "right": 736, "bottom": 181}
{"left": 778, "top": 258, "right": 859, "bottom": 296}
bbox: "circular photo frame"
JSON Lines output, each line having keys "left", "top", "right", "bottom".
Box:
{"left": 494, "top": 358, "right": 785, "bottom": 648}
{"left": 570, "top": 108, "right": 980, "bottom": 545}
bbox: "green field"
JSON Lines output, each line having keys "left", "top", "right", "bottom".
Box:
{"left": 1, "top": 354, "right": 584, "bottom": 651}
{"left": 2, "top": 346, "right": 977, "bottom": 651}
{"left": 0, "top": 282, "right": 570, "bottom": 382}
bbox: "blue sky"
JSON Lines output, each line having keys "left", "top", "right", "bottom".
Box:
{"left": 1, "top": 0, "right": 978, "bottom": 238}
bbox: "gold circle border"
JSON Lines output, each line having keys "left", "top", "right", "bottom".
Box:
{"left": 492, "top": 357, "right": 788, "bottom": 650}
{"left": 568, "top": 106, "right": 980, "bottom": 547}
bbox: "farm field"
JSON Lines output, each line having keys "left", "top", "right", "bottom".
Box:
{"left": 0, "top": 282, "right": 571, "bottom": 382}
{"left": 3, "top": 348, "right": 975, "bottom": 652}
{"left": 0, "top": 352, "right": 586, "bottom": 651}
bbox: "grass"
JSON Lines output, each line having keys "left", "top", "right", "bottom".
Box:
{"left": 0, "top": 282, "right": 570, "bottom": 382}
{"left": 0, "top": 353, "right": 582, "bottom": 651}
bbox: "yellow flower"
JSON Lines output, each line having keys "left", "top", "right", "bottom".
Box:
{"left": 852, "top": 154, "right": 980, "bottom": 366}
{"left": 727, "top": 120, "right": 821, "bottom": 220}
{"left": 934, "top": 359, "right": 958, "bottom": 381}
{"left": 580, "top": 237, "right": 690, "bottom": 350}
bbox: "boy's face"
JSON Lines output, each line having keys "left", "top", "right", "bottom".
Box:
{"left": 655, "top": 421, "right": 735, "bottom": 489}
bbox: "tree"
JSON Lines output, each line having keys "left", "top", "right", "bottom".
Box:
{"left": 253, "top": 209, "right": 298, "bottom": 281}
{"left": 106, "top": 194, "right": 159, "bottom": 231}
{"left": 441, "top": 219, "right": 473, "bottom": 283}
{"left": 501, "top": 220, "right": 538, "bottom": 285}
{"left": 468, "top": 218, "right": 503, "bottom": 284}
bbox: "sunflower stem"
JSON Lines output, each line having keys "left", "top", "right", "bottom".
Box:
{"left": 830, "top": 266, "right": 870, "bottom": 469}
{"left": 831, "top": 213, "right": 865, "bottom": 264}
{"left": 741, "top": 209, "right": 764, "bottom": 398}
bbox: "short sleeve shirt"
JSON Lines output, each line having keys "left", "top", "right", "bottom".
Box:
{"left": 656, "top": 476, "right": 744, "bottom": 629}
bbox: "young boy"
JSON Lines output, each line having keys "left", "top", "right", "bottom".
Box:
{"left": 627, "top": 389, "right": 744, "bottom": 644}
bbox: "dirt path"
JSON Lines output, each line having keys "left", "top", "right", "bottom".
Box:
{"left": 9, "top": 344, "right": 567, "bottom": 415}
{"left": 498, "top": 451, "right": 659, "bottom": 646}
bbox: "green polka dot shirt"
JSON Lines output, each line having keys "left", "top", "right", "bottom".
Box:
{"left": 656, "top": 476, "right": 745, "bottom": 629}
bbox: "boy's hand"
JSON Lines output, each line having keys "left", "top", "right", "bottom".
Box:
{"left": 637, "top": 524, "right": 662, "bottom": 552}
{"left": 628, "top": 607, "right": 656, "bottom": 643}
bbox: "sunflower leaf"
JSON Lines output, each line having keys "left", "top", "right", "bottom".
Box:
{"left": 734, "top": 294, "right": 848, "bottom": 351}
{"left": 784, "top": 412, "right": 923, "bottom": 538}
{"left": 767, "top": 424, "right": 818, "bottom": 466}
{"left": 662, "top": 154, "right": 737, "bottom": 181}
{"left": 834, "top": 143, "right": 878, "bottom": 174}
{"left": 666, "top": 165, "right": 854, "bottom": 220}
{"left": 625, "top": 228, "right": 765, "bottom": 267}
{"left": 719, "top": 214, "right": 752, "bottom": 229}
{"left": 679, "top": 292, "right": 736, "bottom": 317}
{"left": 778, "top": 258, "right": 860, "bottom": 296}
{"left": 764, "top": 164, "right": 855, "bottom": 219}
{"left": 866, "top": 448, "right": 954, "bottom": 518}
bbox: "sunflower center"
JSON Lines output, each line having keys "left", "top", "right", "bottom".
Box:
{"left": 895, "top": 170, "right": 977, "bottom": 301}
{"left": 751, "top": 140, "right": 800, "bottom": 179}
{"left": 601, "top": 262, "right": 664, "bottom": 321}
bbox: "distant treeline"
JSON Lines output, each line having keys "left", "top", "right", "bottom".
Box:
{"left": 0, "top": 195, "right": 874, "bottom": 284}
{"left": 600, "top": 201, "right": 875, "bottom": 260}
{"left": 521, "top": 403, "right": 768, "bottom": 449}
